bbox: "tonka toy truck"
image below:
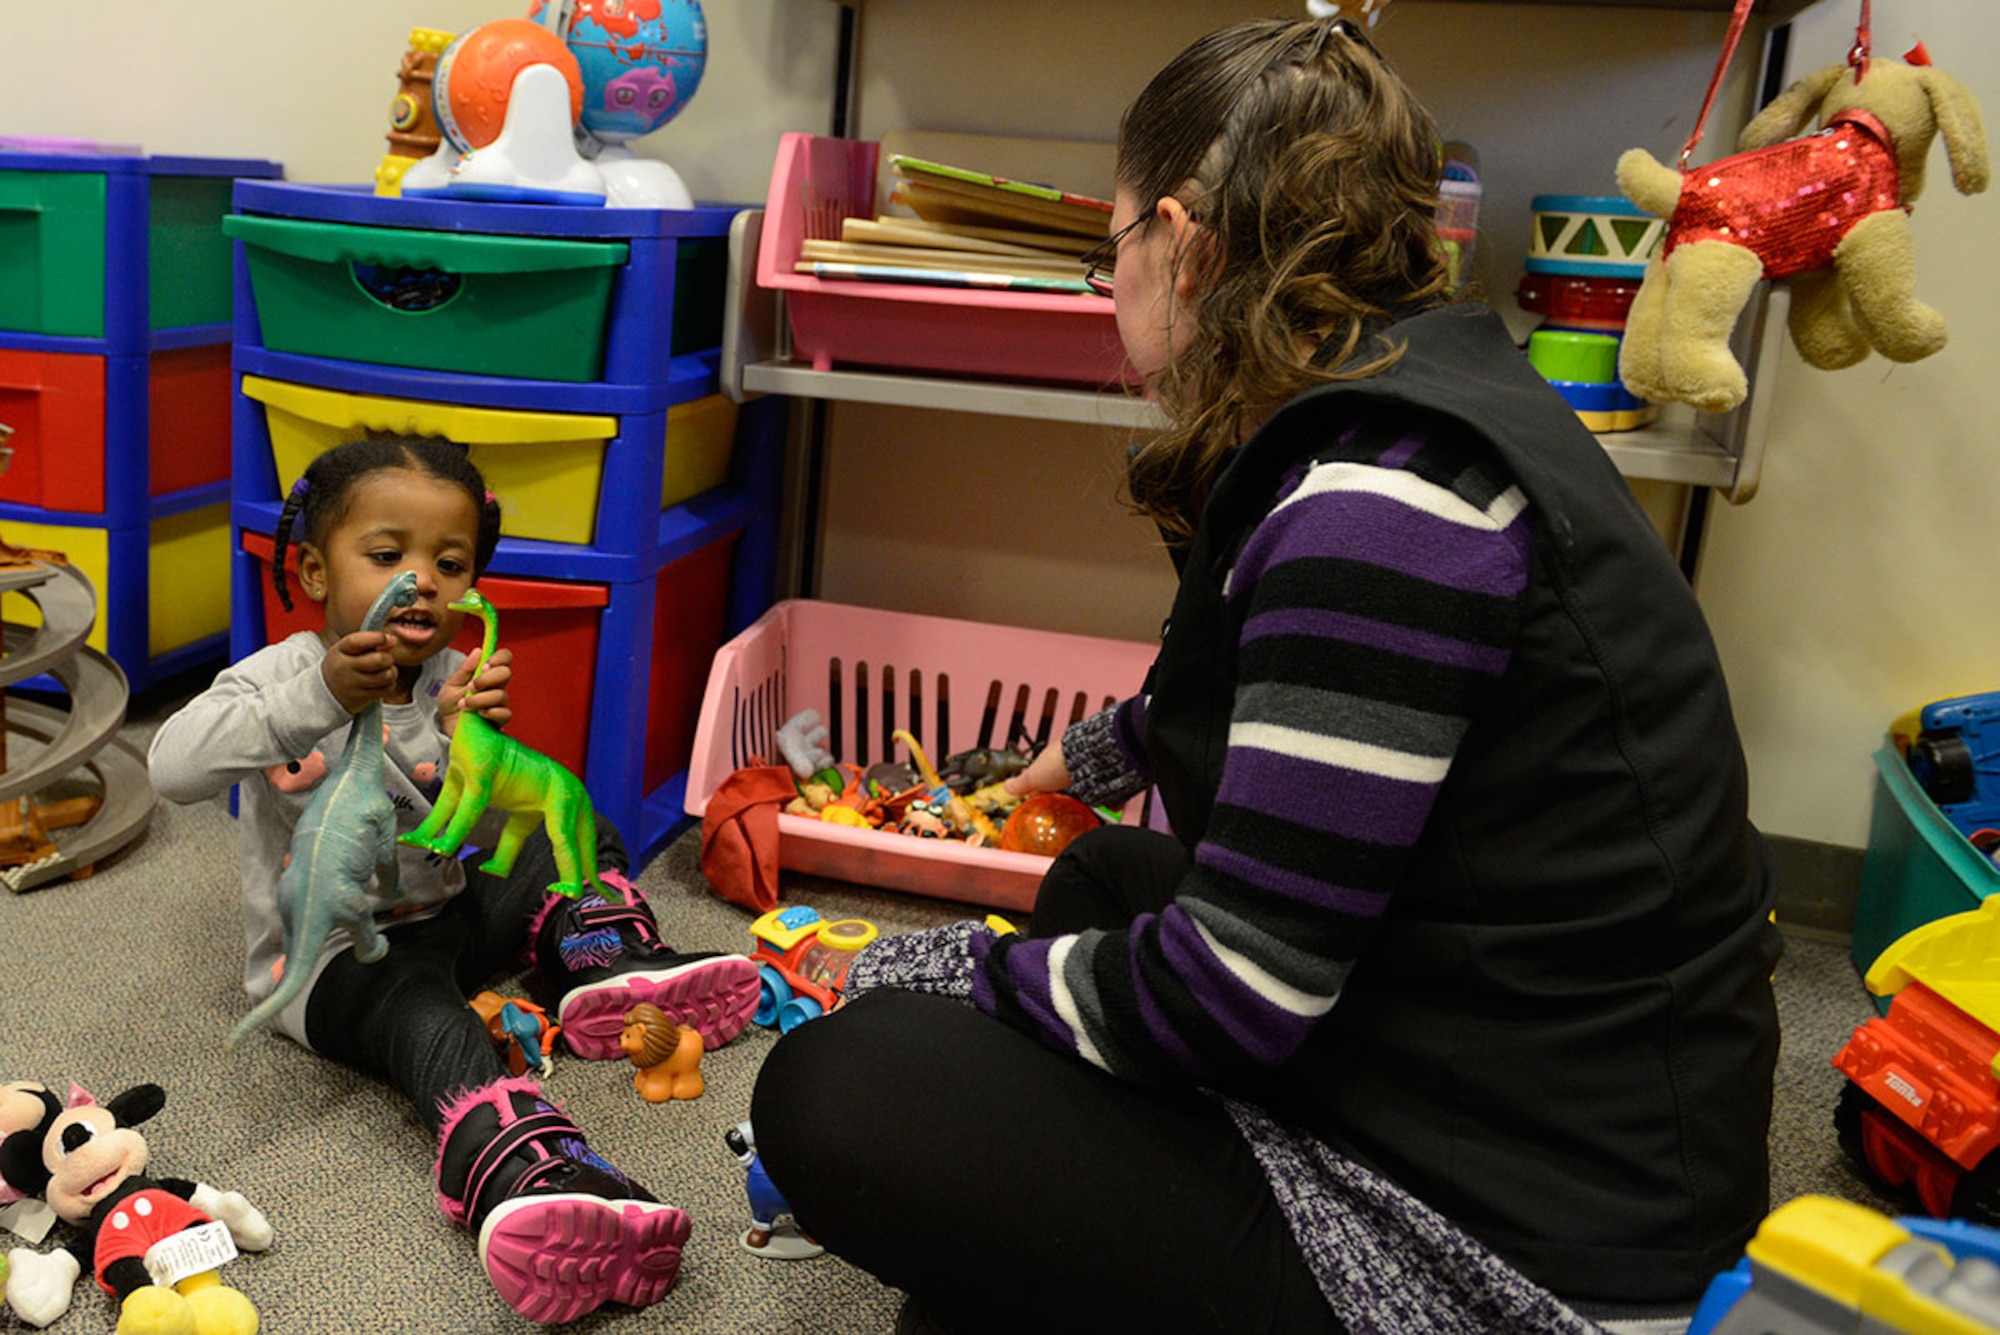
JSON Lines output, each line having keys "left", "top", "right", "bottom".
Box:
{"left": 1685, "top": 1195, "right": 2000, "bottom": 1334}
{"left": 1832, "top": 895, "right": 2000, "bottom": 1219}
{"left": 747, "top": 906, "right": 879, "bottom": 1033}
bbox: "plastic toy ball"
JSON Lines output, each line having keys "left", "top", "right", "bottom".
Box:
{"left": 434, "top": 18, "right": 585, "bottom": 153}
{"left": 998, "top": 793, "right": 1101, "bottom": 858}
{"left": 558, "top": 0, "right": 708, "bottom": 147}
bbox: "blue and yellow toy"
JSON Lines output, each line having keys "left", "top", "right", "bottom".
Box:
{"left": 1686, "top": 1195, "right": 2000, "bottom": 1334}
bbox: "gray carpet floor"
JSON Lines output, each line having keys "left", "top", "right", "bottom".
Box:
{"left": 0, "top": 677, "right": 1902, "bottom": 1332}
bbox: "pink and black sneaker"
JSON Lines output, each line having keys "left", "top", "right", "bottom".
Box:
{"left": 528, "top": 869, "right": 760, "bottom": 1060}
{"left": 435, "top": 1076, "right": 689, "bottom": 1324}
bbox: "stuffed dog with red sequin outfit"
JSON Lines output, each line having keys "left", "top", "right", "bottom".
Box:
{"left": 1617, "top": 48, "right": 1988, "bottom": 412}
{"left": 1, "top": 1084, "right": 271, "bottom": 1334}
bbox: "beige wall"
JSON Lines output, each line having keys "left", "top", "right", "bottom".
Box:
{"left": 1699, "top": 0, "right": 2000, "bottom": 848}
{"left": 0, "top": 1, "right": 839, "bottom": 207}
{"left": 816, "top": 4, "right": 1768, "bottom": 633}
{"left": 11, "top": 2, "right": 1982, "bottom": 852}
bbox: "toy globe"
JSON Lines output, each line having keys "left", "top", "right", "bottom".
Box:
{"left": 433, "top": 18, "right": 584, "bottom": 154}
{"left": 557, "top": 0, "right": 708, "bottom": 148}
{"left": 998, "top": 794, "right": 1101, "bottom": 858}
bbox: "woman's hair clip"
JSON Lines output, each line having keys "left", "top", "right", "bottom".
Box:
{"left": 484, "top": 490, "right": 498, "bottom": 505}
{"left": 289, "top": 477, "right": 310, "bottom": 499}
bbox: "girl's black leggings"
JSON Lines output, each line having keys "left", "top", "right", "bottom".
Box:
{"left": 303, "top": 824, "right": 626, "bottom": 1133}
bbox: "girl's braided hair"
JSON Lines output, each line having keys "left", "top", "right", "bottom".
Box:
{"left": 1116, "top": 18, "right": 1454, "bottom": 546}
{"left": 271, "top": 436, "right": 502, "bottom": 611}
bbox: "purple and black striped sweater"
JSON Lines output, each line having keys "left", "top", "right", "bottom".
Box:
{"left": 846, "top": 419, "right": 1634, "bottom": 1333}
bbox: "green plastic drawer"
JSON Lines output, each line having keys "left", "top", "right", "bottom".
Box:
{"left": 149, "top": 175, "right": 239, "bottom": 330}
{"left": 224, "top": 214, "right": 631, "bottom": 383}
{"left": 0, "top": 170, "right": 108, "bottom": 337}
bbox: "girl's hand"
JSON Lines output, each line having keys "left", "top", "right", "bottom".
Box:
{"left": 439, "top": 647, "right": 514, "bottom": 736}
{"left": 322, "top": 631, "right": 399, "bottom": 714}
{"left": 1003, "top": 738, "right": 1070, "bottom": 798}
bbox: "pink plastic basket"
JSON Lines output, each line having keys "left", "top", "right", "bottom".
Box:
{"left": 756, "top": 133, "right": 1133, "bottom": 387}
{"left": 685, "top": 599, "right": 1158, "bottom": 912}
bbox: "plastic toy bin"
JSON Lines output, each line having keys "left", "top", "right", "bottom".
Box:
{"left": 240, "top": 375, "right": 738, "bottom": 548}
{"left": 1853, "top": 743, "right": 2000, "bottom": 981}
{"left": 0, "top": 345, "right": 231, "bottom": 514}
{"left": 224, "top": 214, "right": 627, "bottom": 383}
{"left": 0, "top": 154, "right": 269, "bottom": 340}
{"left": 756, "top": 133, "right": 1130, "bottom": 387}
{"left": 684, "top": 599, "right": 1158, "bottom": 912}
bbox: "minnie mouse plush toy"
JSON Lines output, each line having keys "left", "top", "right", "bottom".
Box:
{"left": 0, "top": 1084, "right": 271, "bottom": 1334}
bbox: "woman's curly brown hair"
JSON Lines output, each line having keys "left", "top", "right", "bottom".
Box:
{"left": 1116, "top": 18, "right": 1454, "bottom": 545}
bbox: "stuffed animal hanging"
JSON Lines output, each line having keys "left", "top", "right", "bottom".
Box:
{"left": 1617, "top": 43, "right": 1988, "bottom": 413}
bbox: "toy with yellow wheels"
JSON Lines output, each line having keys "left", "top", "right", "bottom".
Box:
{"left": 1686, "top": 1194, "right": 2000, "bottom": 1333}
{"left": 748, "top": 906, "right": 879, "bottom": 1032}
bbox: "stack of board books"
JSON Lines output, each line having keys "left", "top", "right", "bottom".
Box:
{"left": 796, "top": 155, "right": 1114, "bottom": 295}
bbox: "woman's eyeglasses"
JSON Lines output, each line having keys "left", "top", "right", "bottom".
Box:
{"left": 1079, "top": 215, "right": 1148, "bottom": 296}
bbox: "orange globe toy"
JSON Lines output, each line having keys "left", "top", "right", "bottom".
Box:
{"left": 433, "top": 18, "right": 584, "bottom": 153}
{"left": 997, "top": 794, "right": 1101, "bottom": 858}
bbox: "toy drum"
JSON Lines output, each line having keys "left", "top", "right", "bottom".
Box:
{"left": 1526, "top": 194, "right": 1664, "bottom": 279}
{"left": 1515, "top": 272, "right": 1642, "bottom": 332}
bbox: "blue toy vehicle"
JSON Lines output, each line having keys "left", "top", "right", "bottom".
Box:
{"left": 1909, "top": 692, "right": 2000, "bottom": 843}
{"left": 1685, "top": 1195, "right": 2000, "bottom": 1334}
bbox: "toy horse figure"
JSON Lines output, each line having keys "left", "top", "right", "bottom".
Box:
{"left": 399, "top": 589, "right": 607, "bottom": 899}
{"left": 228, "top": 572, "right": 419, "bottom": 1049}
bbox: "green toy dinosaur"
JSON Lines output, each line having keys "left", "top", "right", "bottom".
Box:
{"left": 399, "top": 589, "right": 606, "bottom": 899}
{"left": 228, "top": 571, "right": 418, "bottom": 1050}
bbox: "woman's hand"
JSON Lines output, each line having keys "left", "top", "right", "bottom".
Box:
{"left": 322, "top": 631, "right": 399, "bottom": 714}
{"left": 1003, "top": 738, "right": 1070, "bottom": 798}
{"left": 438, "top": 647, "right": 514, "bottom": 736}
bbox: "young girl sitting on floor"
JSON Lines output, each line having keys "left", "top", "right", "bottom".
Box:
{"left": 750, "top": 17, "right": 1780, "bottom": 1335}
{"left": 148, "top": 436, "right": 761, "bottom": 1325}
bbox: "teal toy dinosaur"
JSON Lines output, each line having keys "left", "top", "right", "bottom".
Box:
{"left": 228, "top": 571, "right": 419, "bottom": 1050}
{"left": 399, "top": 589, "right": 606, "bottom": 899}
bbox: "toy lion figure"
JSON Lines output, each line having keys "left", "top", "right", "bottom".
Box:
{"left": 621, "top": 1004, "right": 705, "bottom": 1102}
{"left": 1616, "top": 49, "right": 1988, "bottom": 413}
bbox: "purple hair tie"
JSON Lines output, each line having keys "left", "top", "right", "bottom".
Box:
{"left": 289, "top": 477, "right": 310, "bottom": 499}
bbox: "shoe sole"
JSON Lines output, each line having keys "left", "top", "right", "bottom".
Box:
{"left": 480, "top": 1193, "right": 691, "bottom": 1324}
{"left": 559, "top": 954, "right": 762, "bottom": 1059}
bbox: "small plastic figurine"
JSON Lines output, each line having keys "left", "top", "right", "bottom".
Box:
{"left": 0, "top": 1084, "right": 272, "bottom": 1333}
{"left": 723, "top": 1123, "right": 820, "bottom": 1261}
{"left": 620, "top": 1004, "right": 704, "bottom": 1102}
{"left": 469, "top": 990, "right": 560, "bottom": 1078}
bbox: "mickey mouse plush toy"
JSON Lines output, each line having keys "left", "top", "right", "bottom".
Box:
{"left": 1, "top": 1084, "right": 271, "bottom": 1334}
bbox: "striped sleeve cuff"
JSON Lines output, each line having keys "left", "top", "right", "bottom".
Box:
{"left": 1061, "top": 705, "right": 1147, "bottom": 807}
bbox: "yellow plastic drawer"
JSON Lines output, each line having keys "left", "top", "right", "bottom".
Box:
{"left": 243, "top": 376, "right": 618, "bottom": 546}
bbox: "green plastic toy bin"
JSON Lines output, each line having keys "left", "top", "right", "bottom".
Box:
{"left": 1852, "top": 742, "right": 2000, "bottom": 989}
{"left": 0, "top": 170, "right": 109, "bottom": 337}
{"left": 224, "top": 214, "right": 630, "bottom": 383}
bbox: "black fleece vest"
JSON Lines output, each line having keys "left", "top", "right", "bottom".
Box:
{"left": 1143, "top": 305, "right": 1780, "bottom": 1305}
